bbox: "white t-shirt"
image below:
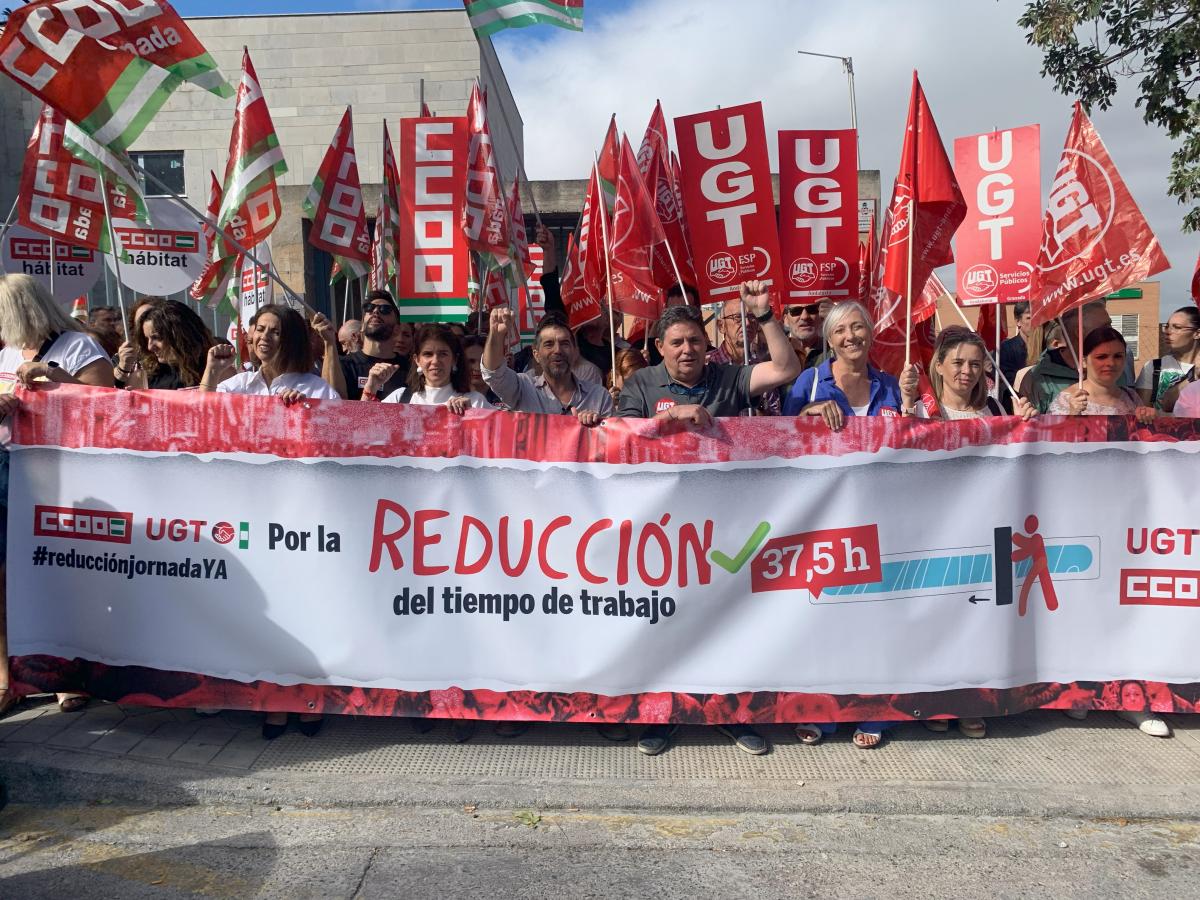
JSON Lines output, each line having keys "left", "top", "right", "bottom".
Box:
{"left": 0, "top": 330, "right": 108, "bottom": 394}
{"left": 382, "top": 383, "right": 494, "bottom": 408}
{"left": 1135, "top": 354, "right": 1194, "bottom": 407}
{"left": 216, "top": 370, "right": 340, "bottom": 400}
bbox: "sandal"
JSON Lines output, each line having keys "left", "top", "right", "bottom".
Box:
{"left": 57, "top": 695, "right": 88, "bottom": 713}
{"left": 794, "top": 723, "right": 825, "bottom": 745}
{"left": 923, "top": 720, "right": 950, "bottom": 733}
{"left": 958, "top": 718, "right": 987, "bottom": 739}
{"left": 852, "top": 727, "right": 883, "bottom": 749}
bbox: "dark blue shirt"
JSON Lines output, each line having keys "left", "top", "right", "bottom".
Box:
{"left": 783, "top": 360, "right": 904, "bottom": 418}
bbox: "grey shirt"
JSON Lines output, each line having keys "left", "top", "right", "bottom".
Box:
{"left": 617, "top": 362, "right": 754, "bottom": 418}
{"left": 482, "top": 361, "right": 614, "bottom": 416}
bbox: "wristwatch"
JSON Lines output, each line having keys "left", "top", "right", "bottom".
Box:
{"left": 754, "top": 309, "right": 774, "bottom": 324}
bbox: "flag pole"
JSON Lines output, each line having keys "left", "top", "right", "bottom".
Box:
{"left": 946, "top": 298, "right": 1019, "bottom": 402}
{"left": 903, "top": 195, "right": 915, "bottom": 370}
{"left": 48, "top": 235, "right": 56, "bottom": 299}
{"left": 131, "top": 160, "right": 315, "bottom": 316}
{"left": 0, "top": 196, "right": 20, "bottom": 270}
{"left": 98, "top": 175, "right": 130, "bottom": 339}
{"left": 594, "top": 158, "right": 618, "bottom": 378}
{"left": 342, "top": 278, "right": 350, "bottom": 326}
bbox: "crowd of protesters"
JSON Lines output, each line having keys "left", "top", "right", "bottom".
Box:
{"left": 0, "top": 228, "right": 1193, "bottom": 753}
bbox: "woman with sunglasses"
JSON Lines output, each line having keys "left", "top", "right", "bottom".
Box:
{"left": 340, "top": 290, "right": 411, "bottom": 402}
{"left": 1136, "top": 307, "right": 1200, "bottom": 412}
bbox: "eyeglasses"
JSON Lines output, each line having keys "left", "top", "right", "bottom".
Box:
{"left": 720, "top": 314, "right": 759, "bottom": 324}
{"left": 1162, "top": 324, "right": 1196, "bottom": 333}
{"left": 786, "top": 304, "right": 821, "bottom": 317}
{"left": 364, "top": 303, "right": 396, "bottom": 316}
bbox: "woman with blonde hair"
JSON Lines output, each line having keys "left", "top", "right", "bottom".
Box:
{"left": 0, "top": 274, "right": 114, "bottom": 717}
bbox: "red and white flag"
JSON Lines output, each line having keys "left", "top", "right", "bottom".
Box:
{"left": 303, "top": 107, "right": 370, "bottom": 282}
{"left": 0, "top": 0, "right": 230, "bottom": 155}
{"left": 507, "top": 179, "right": 533, "bottom": 278}
{"left": 1029, "top": 103, "right": 1170, "bottom": 326}
{"left": 462, "top": 82, "right": 510, "bottom": 261}
{"left": 953, "top": 125, "right": 1041, "bottom": 306}
{"left": 778, "top": 129, "right": 860, "bottom": 300}
{"left": 858, "top": 212, "right": 876, "bottom": 304}
{"left": 16, "top": 105, "right": 141, "bottom": 252}
{"left": 874, "top": 72, "right": 966, "bottom": 334}
{"left": 570, "top": 167, "right": 608, "bottom": 326}
{"left": 638, "top": 101, "right": 696, "bottom": 292}
{"left": 191, "top": 50, "right": 287, "bottom": 305}
{"left": 202, "top": 172, "right": 222, "bottom": 259}
{"left": 608, "top": 135, "right": 667, "bottom": 320}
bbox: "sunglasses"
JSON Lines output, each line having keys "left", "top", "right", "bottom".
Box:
{"left": 786, "top": 304, "right": 821, "bottom": 317}
{"left": 364, "top": 303, "right": 396, "bottom": 316}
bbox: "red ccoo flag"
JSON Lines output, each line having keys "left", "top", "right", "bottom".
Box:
{"left": 875, "top": 72, "right": 966, "bottom": 335}
{"left": 609, "top": 135, "right": 667, "bottom": 320}
{"left": 462, "top": 81, "right": 510, "bottom": 261}
{"left": 303, "top": 106, "right": 370, "bottom": 283}
{"left": 1029, "top": 103, "right": 1170, "bottom": 326}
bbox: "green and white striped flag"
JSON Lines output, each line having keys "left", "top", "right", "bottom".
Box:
{"left": 463, "top": 0, "right": 584, "bottom": 39}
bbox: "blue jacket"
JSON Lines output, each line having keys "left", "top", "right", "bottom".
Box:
{"left": 783, "top": 360, "right": 904, "bottom": 418}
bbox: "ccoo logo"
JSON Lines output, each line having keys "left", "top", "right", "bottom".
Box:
{"left": 1038, "top": 149, "right": 1115, "bottom": 272}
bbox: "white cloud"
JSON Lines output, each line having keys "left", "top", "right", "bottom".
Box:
{"left": 498, "top": 0, "right": 1194, "bottom": 314}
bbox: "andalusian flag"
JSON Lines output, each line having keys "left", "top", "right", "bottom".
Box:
{"left": 463, "top": 0, "right": 584, "bottom": 39}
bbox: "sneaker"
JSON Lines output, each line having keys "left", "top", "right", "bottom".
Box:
{"left": 450, "top": 721, "right": 476, "bottom": 743}
{"left": 1117, "top": 709, "right": 1172, "bottom": 737}
{"left": 409, "top": 717, "right": 435, "bottom": 734}
{"left": 1064, "top": 709, "right": 1088, "bottom": 721}
{"left": 717, "top": 724, "right": 769, "bottom": 755}
{"left": 637, "top": 724, "right": 677, "bottom": 756}
{"left": 595, "top": 722, "right": 630, "bottom": 742}
{"left": 493, "top": 721, "right": 530, "bottom": 738}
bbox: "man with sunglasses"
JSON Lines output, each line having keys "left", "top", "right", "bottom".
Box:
{"left": 783, "top": 300, "right": 831, "bottom": 371}
{"left": 340, "top": 289, "right": 411, "bottom": 401}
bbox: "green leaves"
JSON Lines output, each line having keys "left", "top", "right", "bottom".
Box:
{"left": 1020, "top": 0, "right": 1200, "bottom": 231}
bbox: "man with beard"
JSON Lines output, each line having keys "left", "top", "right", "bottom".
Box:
{"left": 482, "top": 307, "right": 612, "bottom": 423}
{"left": 783, "top": 300, "right": 830, "bottom": 371}
{"left": 340, "top": 289, "right": 410, "bottom": 401}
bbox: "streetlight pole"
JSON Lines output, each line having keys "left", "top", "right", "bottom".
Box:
{"left": 796, "top": 50, "right": 860, "bottom": 169}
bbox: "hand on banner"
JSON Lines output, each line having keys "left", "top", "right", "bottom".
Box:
{"left": 0, "top": 394, "right": 19, "bottom": 419}
{"left": 899, "top": 363, "right": 920, "bottom": 410}
{"left": 278, "top": 389, "right": 307, "bottom": 407}
{"left": 363, "top": 363, "right": 399, "bottom": 399}
{"left": 1013, "top": 396, "right": 1038, "bottom": 421}
{"left": 804, "top": 399, "right": 845, "bottom": 431}
{"left": 535, "top": 224, "right": 558, "bottom": 274}
{"left": 574, "top": 409, "right": 604, "bottom": 428}
{"left": 661, "top": 403, "right": 714, "bottom": 430}
{"left": 446, "top": 396, "right": 471, "bottom": 416}
{"left": 739, "top": 280, "right": 772, "bottom": 316}
{"left": 311, "top": 313, "right": 337, "bottom": 348}
{"left": 1134, "top": 405, "right": 1158, "bottom": 425}
{"left": 16, "top": 362, "right": 63, "bottom": 386}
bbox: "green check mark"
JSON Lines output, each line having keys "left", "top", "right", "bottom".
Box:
{"left": 710, "top": 522, "right": 772, "bottom": 574}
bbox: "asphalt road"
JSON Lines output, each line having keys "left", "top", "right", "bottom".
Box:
{"left": 1, "top": 802, "right": 1198, "bottom": 899}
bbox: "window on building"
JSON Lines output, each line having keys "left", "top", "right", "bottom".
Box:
{"left": 1111, "top": 313, "right": 1140, "bottom": 362}
{"left": 131, "top": 151, "right": 185, "bottom": 197}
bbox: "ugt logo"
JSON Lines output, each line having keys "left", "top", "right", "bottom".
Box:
{"left": 1039, "top": 150, "right": 1114, "bottom": 271}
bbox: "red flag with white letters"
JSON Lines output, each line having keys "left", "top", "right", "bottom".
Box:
{"left": 577, "top": 166, "right": 609, "bottom": 309}
{"left": 462, "top": 82, "right": 510, "bottom": 261}
{"left": 1029, "top": 103, "right": 1170, "bottom": 326}
{"left": 638, "top": 101, "right": 696, "bottom": 292}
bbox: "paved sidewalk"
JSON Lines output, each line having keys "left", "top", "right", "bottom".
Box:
{"left": 2, "top": 698, "right": 1200, "bottom": 818}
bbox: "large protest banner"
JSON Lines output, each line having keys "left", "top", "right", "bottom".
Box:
{"left": 8, "top": 385, "right": 1200, "bottom": 722}
{"left": 952, "top": 125, "right": 1041, "bottom": 306}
